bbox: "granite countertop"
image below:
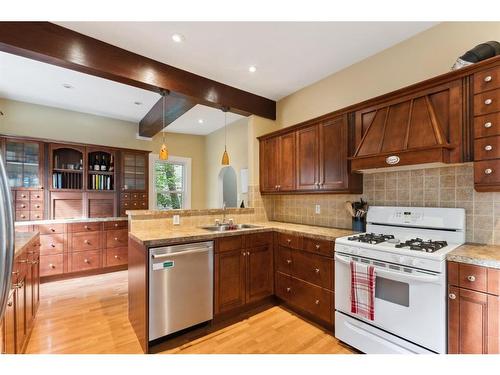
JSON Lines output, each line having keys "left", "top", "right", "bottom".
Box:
{"left": 447, "top": 244, "right": 500, "bottom": 269}
{"left": 129, "top": 221, "right": 355, "bottom": 247}
{"left": 15, "top": 231, "right": 39, "bottom": 257}
{"left": 15, "top": 216, "right": 127, "bottom": 226}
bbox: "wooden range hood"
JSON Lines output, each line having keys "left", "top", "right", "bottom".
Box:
{"left": 349, "top": 79, "right": 464, "bottom": 171}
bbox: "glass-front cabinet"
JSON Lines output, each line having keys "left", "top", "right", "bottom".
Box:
{"left": 120, "top": 151, "right": 149, "bottom": 216}
{"left": 5, "top": 139, "right": 43, "bottom": 189}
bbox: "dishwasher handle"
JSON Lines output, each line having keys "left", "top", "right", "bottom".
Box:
{"left": 151, "top": 247, "right": 211, "bottom": 260}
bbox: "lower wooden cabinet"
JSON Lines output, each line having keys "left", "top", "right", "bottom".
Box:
{"left": 1, "top": 234, "right": 40, "bottom": 354}
{"left": 448, "top": 261, "right": 500, "bottom": 354}
{"left": 215, "top": 233, "right": 274, "bottom": 314}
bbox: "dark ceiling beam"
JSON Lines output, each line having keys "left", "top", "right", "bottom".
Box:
{"left": 0, "top": 22, "right": 276, "bottom": 136}
{"left": 139, "top": 92, "right": 196, "bottom": 138}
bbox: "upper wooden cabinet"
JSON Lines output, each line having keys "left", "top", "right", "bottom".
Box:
{"left": 259, "top": 114, "right": 362, "bottom": 194}
{"left": 350, "top": 79, "right": 464, "bottom": 171}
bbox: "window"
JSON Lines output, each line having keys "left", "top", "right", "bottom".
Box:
{"left": 153, "top": 159, "right": 186, "bottom": 210}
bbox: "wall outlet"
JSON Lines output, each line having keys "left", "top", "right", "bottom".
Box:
{"left": 315, "top": 204, "right": 321, "bottom": 214}
{"left": 173, "top": 215, "right": 180, "bottom": 225}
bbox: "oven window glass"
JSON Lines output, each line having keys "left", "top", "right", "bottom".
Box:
{"left": 375, "top": 277, "right": 409, "bottom": 307}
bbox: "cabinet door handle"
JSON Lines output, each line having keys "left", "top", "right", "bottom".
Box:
{"left": 315, "top": 244, "right": 320, "bottom": 250}
{"left": 49, "top": 263, "right": 55, "bottom": 269}
{"left": 7, "top": 301, "right": 13, "bottom": 307}
{"left": 114, "top": 223, "right": 119, "bottom": 227}
{"left": 315, "top": 299, "right": 320, "bottom": 305}
{"left": 286, "top": 239, "right": 291, "bottom": 243}
{"left": 314, "top": 268, "right": 320, "bottom": 274}
{"left": 50, "top": 243, "right": 55, "bottom": 248}
{"left": 467, "top": 275, "right": 476, "bottom": 282}
{"left": 114, "top": 255, "right": 119, "bottom": 259}
{"left": 286, "top": 259, "right": 292, "bottom": 264}
{"left": 449, "top": 293, "right": 456, "bottom": 300}
{"left": 84, "top": 259, "right": 90, "bottom": 264}
{"left": 242, "top": 251, "right": 246, "bottom": 257}
{"left": 114, "top": 237, "right": 118, "bottom": 241}
{"left": 485, "top": 122, "right": 492, "bottom": 128}
{"left": 485, "top": 98, "right": 493, "bottom": 105}
{"left": 286, "top": 287, "right": 291, "bottom": 293}
{"left": 485, "top": 168, "right": 493, "bottom": 175}
{"left": 484, "top": 75, "right": 493, "bottom": 82}
{"left": 485, "top": 145, "right": 493, "bottom": 151}
{"left": 84, "top": 240, "right": 90, "bottom": 244}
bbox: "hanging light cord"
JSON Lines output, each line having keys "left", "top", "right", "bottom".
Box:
{"left": 162, "top": 93, "right": 166, "bottom": 144}
{"left": 224, "top": 111, "right": 227, "bottom": 151}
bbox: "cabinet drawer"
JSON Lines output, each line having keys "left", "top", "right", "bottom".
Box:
{"left": 15, "top": 211, "right": 30, "bottom": 221}
{"left": 70, "top": 250, "right": 102, "bottom": 272}
{"left": 30, "top": 201, "right": 43, "bottom": 210}
{"left": 474, "top": 66, "right": 500, "bottom": 94}
{"left": 40, "top": 254, "right": 64, "bottom": 277}
{"left": 15, "top": 202, "right": 29, "bottom": 210}
{"left": 30, "top": 211, "right": 43, "bottom": 221}
{"left": 303, "top": 237, "right": 334, "bottom": 257}
{"left": 68, "top": 222, "right": 102, "bottom": 233}
{"left": 139, "top": 193, "right": 148, "bottom": 200}
{"left": 106, "top": 229, "right": 128, "bottom": 248}
{"left": 70, "top": 232, "right": 101, "bottom": 251}
{"left": 15, "top": 191, "right": 29, "bottom": 201}
{"left": 292, "top": 250, "right": 333, "bottom": 290}
{"left": 474, "top": 89, "right": 500, "bottom": 116}
{"left": 216, "top": 235, "right": 244, "bottom": 253}
{"left": 277, "top": 232, "right": 302, "bottom": 250}
{"left": 275, "top": 246, "right": 292, "bottom": 274}
{"left": 106, "top": 247, "right": 128, "bottom": 267}
{"left": 245, "top": 232, "right": 272, "bottom": 248}
{"left": 120, "top": 193, "right": 130, "bottom": 200}
{"left": 30, "top": 191, "right": 43, "bottom": 201}
{"left": 275, "top": 271, "right": 294, "bottom": 303}
{"left": 131, "top": 193, "right": 140, "bottom": 200}
{"left": 475, "top": 136, "right": 500, "bottom": 160}
{"left": 474, "top": 112, "right": 500, "bottom": 139}
{"left": 104, "top": 220, "right": 127, "bottom": 230}
{"left": 474, "top": 160, "right": 500, "bottom": 185}
{"left": 36, "top": 223, "right": 65, "bottom": 234}
{"left": 459, "top": 263, "right": 487, "bottom": 293}
{"left": 40, "top": 234, "right": 64, "bottom": 254}
{"left": 139, "top": 200, "right": 148, "bottom": 209}
{"left": 292, "top": 277, "right": 333, "bottom": 324}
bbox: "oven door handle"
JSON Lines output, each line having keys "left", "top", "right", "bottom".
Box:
{"left": 334, "top": 254, "right": 441, "bottom": 284}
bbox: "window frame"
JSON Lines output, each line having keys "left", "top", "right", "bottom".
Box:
{"left": 149, "top": 154, "right": 192, "bottom": 210}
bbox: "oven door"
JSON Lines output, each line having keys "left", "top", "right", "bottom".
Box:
{"left": 334, "top": 252, "right": 446, "bottom": 353}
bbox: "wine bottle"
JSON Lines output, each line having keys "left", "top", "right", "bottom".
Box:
{"left": 109, "top": 155, "right": 114, "bottom": 172}
{"left": 101, "top": 155, "right": 107, "bottom": 171}
{"left": 94, "top": 155, "right": 100, "bottom": 171}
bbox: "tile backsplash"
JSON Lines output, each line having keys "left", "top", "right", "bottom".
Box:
{"left": 262, "top": 163, "right": 500, "bottom": 245}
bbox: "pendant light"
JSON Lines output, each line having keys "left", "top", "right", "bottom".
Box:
{"left": 221, "top": 107, "right": 230, "bottom": 165}
{"left": 159, "top": 91, "right": 169, "bottom": 160}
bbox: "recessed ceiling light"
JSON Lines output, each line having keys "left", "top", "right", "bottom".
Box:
{"left": 62, "top": 83, "right": 74, "bottom": 89}
{"left": 171, "top": 33, "right": 185, "bottom": 43}
{"left": 134, "top": 101, "right": 143, "bottom": 106}
{"left": 248, "top": 65, "right": 257, "bottom": 73}
{"left": 198, "top": 119, "right": 204, "bottom": 124}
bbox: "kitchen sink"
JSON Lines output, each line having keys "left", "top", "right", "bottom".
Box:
{"left": 201, "top": 224, "right": 261, "bottom": 232}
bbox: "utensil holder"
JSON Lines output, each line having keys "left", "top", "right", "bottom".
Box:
{"left": 352, "top": 217, "right": 366, "bottom": 232}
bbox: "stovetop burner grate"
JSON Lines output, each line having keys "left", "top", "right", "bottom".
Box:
{"left": 395, "top": 238, "right": 448, "bottom": 253}
{"left": 347, "top": 233, "right": 395, "bottom": 244}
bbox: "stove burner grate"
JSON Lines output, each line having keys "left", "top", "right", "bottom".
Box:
{"left": 395, "top": 238, "right": 448, "bottom": 253}
{"left": 347, "top": 233, "right": 395, "bottom": 244}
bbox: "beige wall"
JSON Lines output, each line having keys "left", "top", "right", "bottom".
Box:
{"left": 204, "top": 118, "right": 249, "bottom": 209}
{"left": 276, "top": 22, "right": 500, "bottom": 128}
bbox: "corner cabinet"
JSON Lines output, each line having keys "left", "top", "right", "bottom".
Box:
{"left": 447, "top": 261, "right": 500, "bottom": 354}
{"left": 259, "top": 114, "right": 362, "bottom": 194}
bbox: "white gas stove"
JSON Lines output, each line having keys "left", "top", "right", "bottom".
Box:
{"left": 334, "top": 206, "right": 465, "bottom": 354}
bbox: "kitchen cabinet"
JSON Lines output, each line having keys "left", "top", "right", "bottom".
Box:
{"left": 259, "top": 114, "right": 361, "bottom": 194}
{"left": 1, "top": 233, "right": 40, "bottom": 354}
{"left": 447, "top": 261, "right": 500, "bottom": 354}
{"left": 259, "top": 133, "right": 296, "bottom": 193}
{"left": 215, "top": 233, "right": 274, "bottom": 314}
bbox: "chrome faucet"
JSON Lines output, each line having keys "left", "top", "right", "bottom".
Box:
{"left": 215, "top": 202, "right": 233, "bottom": 226}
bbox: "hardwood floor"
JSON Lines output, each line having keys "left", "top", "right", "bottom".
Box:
{"left": 25, "top": 271, "right": 355, "bottom": 354}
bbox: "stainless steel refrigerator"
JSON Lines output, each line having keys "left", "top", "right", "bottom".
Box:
{"left": 0, "top": 153, "right": 15, "bottom": 345}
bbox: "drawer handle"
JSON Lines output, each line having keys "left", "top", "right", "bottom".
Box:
{"left": 449, "top": 293, "right": 456, "bottom": 300}
{"left": 21, "top": 204, "right": 26, "bottom": 208}
{"left": 315, "top": 299, "right": 320, "bottom": 305}
{"left": 485, "top": 122, "right": 492, "bottom": 128}
{"left": 485, "top": 99, "right": 493, "bottom": 105}
{"left": 21, "top": 194, "right": 26, "bottom": 198}
{"left": 315, "top": 244, "right": 320, "bottom": 250}
{"left": 286, "top": 239, "right": 291, "bottom": 243}
{"left": 286, "top": 287, "right": 291, "bottom": 293}
{"left": 314, "top": 268, "right": 320, "bottom": 274}
{"left": 49, "top": 263, "right": 55, "bottom": 269}
{"left": 114, "top": 237, "right": 118, "bottom": 241}
{"left": 484, "top": 75, "right": 493, "bottom": 82}
{"left": 242, "top": 251, "right": 246, "bottom": 257}
{"left": 84, "top": 240, "right": 90, "bottom": 244}
{"left": 7, "top": 301, "right": 13, "bottom": 307}
{"left": 467, "top": 275, "right": 476, "bottom": 282}
{"left": 21, "top": 215, "right": 26, "bottom": 218}
{"left": 485, "top": 168, "right": 493, "bottom": 175}
{"left": 50, "top": 244, "right": 55, "bottom": 248}
{"left": 485, "top": 145, "right": 493, "bottom": 151}
{"left": 286, "top": 259, "right": 292, "bottom": 264}
{"left": 84, "top": 259, "right": 90, "bottom": 264}
{"left": 114, "top": 255, "right": 119, "bottom": 259}
{"left": 114, "top": 223, "right": 119, "bottom": 227}
{"left": 50, "top": 228, "right": 55, "bottom": 232}
{"left": 84, "top": 225, "right": 90, "bottom": 230}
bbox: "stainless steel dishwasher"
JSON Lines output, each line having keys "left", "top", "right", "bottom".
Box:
{"left": 149, "top": 241, "right": 213, "bottom": 341}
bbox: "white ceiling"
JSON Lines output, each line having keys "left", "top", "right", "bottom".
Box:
{"left": 0, "top": 51, "right": 160, "bottom": 123}
{"left": 166, "top": 104, "right": 245, "bottom": 135}
{"left": 56, "top": 22, "right": 438, "bottom": 100}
